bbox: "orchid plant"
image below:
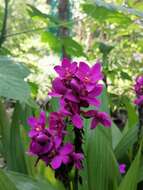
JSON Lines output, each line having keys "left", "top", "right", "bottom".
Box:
{"left": 27, "top": 58, "right": 112, "bottom": 189}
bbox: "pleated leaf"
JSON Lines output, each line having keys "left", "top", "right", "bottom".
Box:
{"left": 86, "top": 127, "right": 120, "bottom": 190}
{"left": 0, "top": 169, "right": 18, "bottom": 190}
{"left": 4, "top": 170, "right": 58, "bottom": 190}
{"left": 0, "top": 101, "right": 11, "bottom": 167}
{"left": 117, "top": 146, "right": 141, "bottom": 190}
{"left": 9, "top": 102, "right": 28, "bottom": 174}
{"left": 114, "top": 126, "right": 138, "bottom": 159}
{"left": 80, "top": 86, "right": 120, "bottom": 190}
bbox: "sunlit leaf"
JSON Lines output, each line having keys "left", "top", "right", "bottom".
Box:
{"left": 0, "top": 57, "right": 30, "bottom": 102}
{"left": 4, "top": 170, "right": 58, "bottom": 190}
{"left": 0, "top": 169, "right": 18, "bottom": 190}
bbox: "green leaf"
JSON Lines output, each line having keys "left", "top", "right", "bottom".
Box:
{"left": 86, "top": 127, "right": 120, "bottom": 190}
{"left": 9, "top": 102, "right": 28, "bottom": 174}
{"left": 111, "top": 122, "right": 122, "bottom": 149}
{"left": 82, "top": 3, "right": 132, "bottom": 25}
{"left": 138, "top": 164, "right": 143, "bottom": 183}
{"left": 117, "top": 145, "right": 141, "bottom": 190}
{"left": 123, "top": 98, "right": 138, "bottom": 129}
{"left": 62, "top": 37, "right": 86, "bottom": 57}
{"left": 0, "top": 169, "right": 18, "bottom": 190}
{"left": 27, "top": 4, "right": 59, "bottom": 24}
{"left": 0, "top": 101, "right": 11, "bottom": 166}
{"left": 93, "top": 0, "right": 143, "bottom": 18}
{"left": 0, "top": 57, "right": 30, "bottom": 102}
{"left": 98, "top": 42, "right": 114, "bottom": 56}
{"left": 99, "top": 85, "right": 112, "bottom": 140}
{"left": 41, "top": 32, "right": 62, "bottom": 53}
{"left": 41, "top": 32, "right": 85, "bottom": 57}
{"left": 80, "top": 86, "right": 120, "bottom": 190}
{"left": 120, "top": 71, "right": 132, "bottom": 81}
{"left": 48, "top": 97, "right": 59, "bottom": 112}
{"left": 4, "top": 170, "right": 58, "bottom": 190}
{"left": 114, "top": 126, "right": 138, "bottom": 159}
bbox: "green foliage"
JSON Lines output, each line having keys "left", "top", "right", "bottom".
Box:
{"left": 0, "top": 101, "right": 11, "bottom": 167}
{"left": 82, "top": 3, "right": 132, "bottom": 26}
{"left": 86, "top": 127, "right": 120, "bottom": 190}
{"left": 9, "top": 102, "right": 28, "bottom": 174}
{"left": 114, "top": 126, "right": 138, "bottom": 159}
{"left": 27, "top": 4, "right": 60, "bottom": 24}
{"left": 0, "top": 169, "right": 18, "bottom": 190}
{"left": 0, "top": 57, "right": 30, "bottom": 102}
{"left": 3, "top": 170, "right": 57, "bottom": 190}
{"left": 41, "top": 31, "right": 85, "bottom": 57}
{"left": 117, "top": 145, "right": 142, "bottom": 190}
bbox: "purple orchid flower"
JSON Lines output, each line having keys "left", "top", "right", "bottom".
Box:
{"left": 119, "top": 164, "right": 126, "bottom": 174}
{"left": 134, "top": 95, "right": 143, "bottom": 105}
{"left": 59, "top": 99, "right": 83, "bottom": 129}
{"left": 49, "top": 77, "right": 79, "bottom": 103}
{"left": 70, "top": 78, "right": 103, "bottom": 107}
{"left": 48, "top": 112, "right": 67, "bottom": 148}
{"left": 81, "top": 110, "right": 112, "bottom": 129}
{"left": 54, "top": 58, "right": 77, "bottom": 80}
{"left": 27, "top": 111, "right": 46, "bottom": 138}
{"left": 72, "top": 152, "right": 84, "bottom": 169}
{"left": 134, "top": 76, "right": 143, "bottom": 105}
{"left": 134, "top": 76, "right": 143, "bottom": 95}
{"left": 29, "top": 138, "right": 52, "bottom": 156}
{"left": 75, "top": 61, "right": 103, "bottom": 92}
{"left": 51, "top": 143, "right": 74, "bottom": 169}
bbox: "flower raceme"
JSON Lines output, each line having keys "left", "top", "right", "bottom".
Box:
{"left": 134, "top": 76, "right": 143, "bottom": 106}
{"left": 27, "top": 58, "right": 112, "bottom": 172}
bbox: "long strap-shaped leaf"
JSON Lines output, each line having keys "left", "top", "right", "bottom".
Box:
{"left": 0, "top": 100, "right": 11, "bottom": 167}
{"left": 114, "top": 126, "right": 138, "bottom": 159}
{"left": 79, "top": 87, "right": 120, "bottom": 190}
{"left": 0, "top": 169, "right": 18, "bottom": 190}
{"left": 5, "top": 170, "right": 58, "bottom": 190}
{"left": 117, "top": 144, "right": 142, "bottom": 190}
{"left": 86, "top": 127, "right": 120, "bottom": 190}
{"left": 9, "top": 102, "right": 28, "bottom": 174}
{"left": 0, "top": 169, "right": 58, "bottom": 190}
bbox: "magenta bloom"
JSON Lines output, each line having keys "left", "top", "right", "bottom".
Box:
{"left": 70, "top": 78, "right": 103, "bottom": 107}
{"left": 59, "top": 98, "right": 83, "bottom": 129}
{"left": 51, "top": 143, "right": 74, "bottom": 169}
{"left": 134, "top": 76, "right": 143, "bottom": 105}
{"left": 81, "top": 110, "right": 112, "bottom": 129}
{"left": 27, "top": 111, "right": 46, "bottom": 138}
{"left": 119, "top": 164, "right": 126, "bottom": 174}
{"left": 134, "top": 95, "right": 143, "bottom": 105}
{"left": 72, "top": 152, "right": 84, "bottom": 169}
{"left": 134, "top": 76, "right": 143, "bottom": 95}
{"left": 54, "top": 58, "right": 77, "bottom": 80}
{"left": 27, "top": 58, "right": 111, "bottom": 176}
{"left": 76, "top": 61, "right": 103, "bottom": 92}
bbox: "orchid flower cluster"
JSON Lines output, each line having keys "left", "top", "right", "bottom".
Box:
{"left": 134, "top": 76, "right": 143, "bottom": 106}
{"left": 27, "top": 58, "right": 112, "bottom": 175}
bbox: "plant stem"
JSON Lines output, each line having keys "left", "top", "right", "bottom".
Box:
{"left": 0, "top": 0, "right": 9, "bottom": 48}
{"left": 73, "top": 128, "right": 83, "bottom": 190}
{"left": 73, "top": 169, "right": 78, "bottom": 190}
